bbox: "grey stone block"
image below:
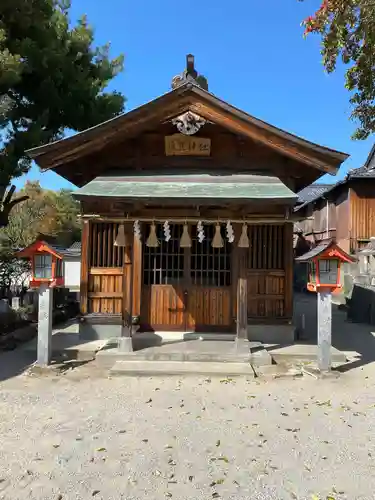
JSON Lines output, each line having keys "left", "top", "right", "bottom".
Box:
{"left": 248, "top": 324, "right": 295, "bottom": 344}
{"left": 250, "top": 349, "right": 273, "bottom": 367}
{"left": 79, "top": 323, "right": 121, "bottom": 340}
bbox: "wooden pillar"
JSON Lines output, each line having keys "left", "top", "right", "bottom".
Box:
{"left": 236, "top": 248, "right": 248, "bottom": 340}
{"left": 284, "top": 222, "right": 294, "bottom": 320}
{"left": 80, "top": 220, "right": 90, "bottom": 315}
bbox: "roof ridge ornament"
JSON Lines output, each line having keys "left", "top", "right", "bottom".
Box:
{"left": 171, "top": 54, "right": 208, "bottom": 91}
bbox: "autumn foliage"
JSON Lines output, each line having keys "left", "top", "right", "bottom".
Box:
{"left": 300, "top": 0, "right": 375, "bottom": 140}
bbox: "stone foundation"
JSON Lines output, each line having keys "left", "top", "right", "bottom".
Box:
{"left": 248, "top": 324, "right": 295, "bottom": 344}
{"left": 79, "top": 322, "right": 121, "bottom": 340}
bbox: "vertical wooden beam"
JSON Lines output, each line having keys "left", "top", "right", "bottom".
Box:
{"left": 231, "top": 223, "right": 240, "bottom": 326}
{"left": 284, "top": 222, "right": 294, "bottom": 320}
{"left": 132, "top": 224, "right": 142, "bottom": 318}
{"left": 80, "top": 220, "right": 90, "bottom": 315}
{"left": 236, "top": 248, "right": 248, "bottom": 339}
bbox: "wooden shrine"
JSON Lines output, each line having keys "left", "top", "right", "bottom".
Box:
{"left": 27, "top": 55, "right": 348, "bottom": 344}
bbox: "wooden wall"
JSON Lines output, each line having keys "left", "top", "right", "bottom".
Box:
{"left": 296, "top": 186, "right": 350, "bottom": 252}
{"left": 81, "top": 222, "right": 129, "bottom": 316}
{"left": 71, "top": 122, "right": 320, "bottom": 192}
{"left": 350, "top": 182, "right": 375, "bottom": 252}
{"left": 81, "top": 219, "right": 293, "bottom": 326}
{"left": 247, "top": 223, "right": 293, "bottom": 321}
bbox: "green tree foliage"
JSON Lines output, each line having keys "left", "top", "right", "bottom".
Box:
{"left": 0, "top": 0, "right": 125, "bottom": 225}
{"left": 1, "top": 181, "right": 80, "bottom": 250}
{"left": 301, "top": 0, "right": 375, "bottom": 139}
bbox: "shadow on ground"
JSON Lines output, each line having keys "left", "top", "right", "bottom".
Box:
{"left": 0, "top": 350, "right": 35, "bottom": 382}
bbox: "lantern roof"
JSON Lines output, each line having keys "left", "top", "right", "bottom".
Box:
{"left": 295, "top": 239, "right": 356, "bottom": 263}
{"left": 16, "top": 238, "right": 81, "bottom": 259}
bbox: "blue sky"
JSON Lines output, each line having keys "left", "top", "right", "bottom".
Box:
{"left": 14, "top": 0, "right": 374, "bottom": 191}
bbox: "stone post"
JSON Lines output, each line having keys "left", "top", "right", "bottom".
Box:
{"left": 37, "top": 283, "right": 53, "bottom": 366}
{"left": 119, "top": 233, "right": 134, "bottom": 353}
{"left": 12, "top": 296, "right": 20, "bottom": 311}
{"left": 317, "top": 289, "right": 332, "bottom": 372}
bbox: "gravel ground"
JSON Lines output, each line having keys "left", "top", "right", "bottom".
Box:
{"left": 1, "top": 359, "right": 375, "bottom": 500}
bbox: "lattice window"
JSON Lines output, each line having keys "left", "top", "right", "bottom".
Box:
{"left": 34, "top": 254, "right": 52, "bottom": 279}
{"left": 191, "top": 225, "right": 231, "bottom": 286}
{"left": 143, "top": 224, "right": 184, "bottom": 285}
{"left": 248, "top": 225, "right": 285, "bottom": 270}
{"left": 90, "top": 222, "right": 124, "bottom": 267}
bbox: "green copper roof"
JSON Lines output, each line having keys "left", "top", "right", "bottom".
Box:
{"left": 74, "top": 174, "right": 297, "bottom": 201}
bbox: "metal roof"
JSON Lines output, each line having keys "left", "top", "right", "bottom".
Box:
{"left": 296, "top": 184, "right": 332, "bottom": 205}
{"left": 62, "top": 241, "right": 81, "bottom": 257}
{"left": 73, "top": 173, "right": 298, "bottom": 201}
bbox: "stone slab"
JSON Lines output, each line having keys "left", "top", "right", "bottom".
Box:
{"left": 268, "top": 344, "right": 346, "bottom": 364}
{"left": 110, "top": 360, "right": 255, "bottom": 377}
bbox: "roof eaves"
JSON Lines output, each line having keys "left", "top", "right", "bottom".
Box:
{"left": 26, "top": 82, "right": 349, "bottom": 171}
{"left": 364, "top": 144, "right": 375, "bottom": 170}
{"left": 26, "top": 82, "right": 195, "bottom": 161}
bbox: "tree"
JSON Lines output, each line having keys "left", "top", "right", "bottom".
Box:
{"left": 1, "top": 181, "right": 80, "bottom": 250}
{"left": 301, "top": 0, "right": 375, "bottom": 140}
{"left": 0, "top": 0, "right": 125, "bottom": 226}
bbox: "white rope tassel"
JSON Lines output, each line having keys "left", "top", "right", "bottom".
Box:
{"left": 134, "top": 220, "right": 141, "bottom": 240}
{"left": 226, "top": 220, "right": 235, "bottom": 243}
{"left": 163, "top": 220, "right": 171, "bottom": 242}
{"left": 197, "top": 221, "right": 205, "bottom": 243}
{"left": 114, "top": 224, "right": 127, "bottom": 247}
{"left": 212, "top": 223, "right": 224, "bottom": 248}
{"left": 146, "top": 222, "right": 159, "bottom": 247}
{"left": 238, "top": 223, "right": 249, "bottom": 248}
{"left": 180, "top": 223, "right": 191, "bottom": 248}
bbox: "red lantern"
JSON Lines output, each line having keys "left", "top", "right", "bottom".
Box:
{"left": 296, "top": 240, "right": 356, "bottom": 293}
{"left": 17, "top": 239, "right": 65, "bottom": 289}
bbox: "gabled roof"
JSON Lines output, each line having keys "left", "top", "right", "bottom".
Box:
{"left": 295, "top": 239, "right": 355, "bottom": 263}
{"left": 27, "top": 82, "right": 349, "bottom": 187}
{"left": 295, "top": 144, "right": 375, "bottom": 211}
{"left": 17, "top": 240, "right": 65, "bottom": 259}
{"left": 16, "top": 239, "right": 81, "bottom": 259}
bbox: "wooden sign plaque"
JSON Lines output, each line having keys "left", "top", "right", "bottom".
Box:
{"left": 165, "top": 134, "right": 211, "bottom": 156}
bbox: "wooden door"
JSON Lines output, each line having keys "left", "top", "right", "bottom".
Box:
{"left": 141, "top": 223, "right": 233, "bottom": 332}
{"left": 141, "top": 224, "right": 187, "bottom": 331}
{"left": 187, "top": 225, "right": 233, "bottom": 332}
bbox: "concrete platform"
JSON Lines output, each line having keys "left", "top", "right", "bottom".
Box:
{"left": 110, "top": 360, "right": 255, "bottom": 377}
{"left": 20, "top": 321, "right": 107, "bottom": 362}
{"left": 267, "top": 343, "right": 347, "bottom": 364}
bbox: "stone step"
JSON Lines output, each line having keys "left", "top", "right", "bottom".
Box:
{"left": 110, "top": 360, "right": 255, "bottom": 377}
{"left": 97, "top": 350, "right": 251, "bottom": 367}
